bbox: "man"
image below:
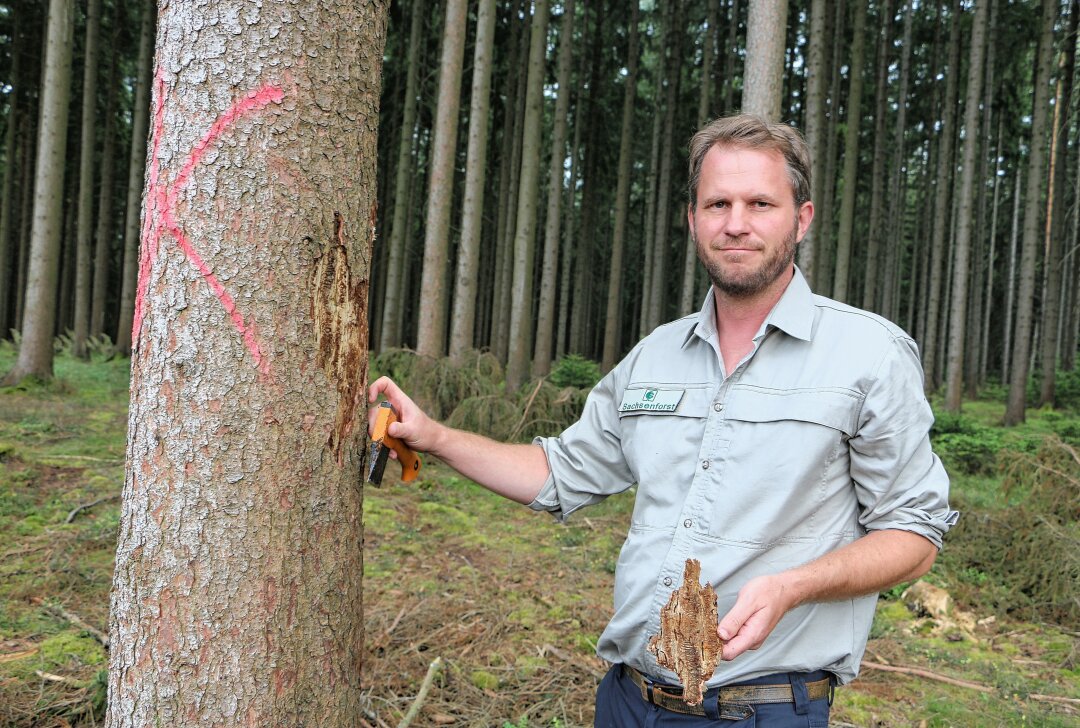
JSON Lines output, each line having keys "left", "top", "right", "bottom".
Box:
{"left": 369, "top": 115, "right": 957, "bottom": 726}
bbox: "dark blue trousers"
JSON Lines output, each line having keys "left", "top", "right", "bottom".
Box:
{"left": 594, "top": 664, "right": 832, "bottom": 727}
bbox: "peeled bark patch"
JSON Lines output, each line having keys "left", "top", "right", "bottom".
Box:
{"left": 647, "top": 558, "right": 724, "bottom": 706}
{"left": 311, "top": 211, "right": 370, "bottom": 465}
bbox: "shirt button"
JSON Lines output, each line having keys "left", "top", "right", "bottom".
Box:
{"left": 663, "top": 577, "right": 673, "bottom": 587}
{"left": 713, "top": 402, "right": 723, "bottom": 412}
{"left": 702, "top": 460, "right": 710, "bottom": 469}
{"left": 683, "top": 519, "right": 692, "bottom": 528}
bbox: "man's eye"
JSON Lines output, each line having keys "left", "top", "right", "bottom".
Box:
{"left": 752, "top": 201, "right": 770, "bottom": 209}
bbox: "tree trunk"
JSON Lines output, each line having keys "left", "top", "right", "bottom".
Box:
{"left": 14, "top": 114, "right": 35, "bottom": 335}
{"left": 638, "top": 3, "right": 667, "bottom": 340}
{"left": 1038, "top": 0, "right": 1079, "bottom": 406}
{"left": 743, "top": 0, "right": 787, "bottom": 120}
{"left": 115, "top": 0, "right": 156, "bottom": 357}
{"left": 723, "top": 0, "right": 741, "bottom": 112}
{"left": 921, "top": 0, "right": 962, "bottom": 392}
{"left": 72, "top": 0, "right": 102, "bottom": 360}
{"left": 1005, "top": 0, "right": 1057, "bottom": 425}
{"left": 532, "top": 0, "right": 575, "bottom": 378}
{"left": 943, "top": 0, "right": 989, "bottom": 411}
{"left": 556, "top": 68, "right": 583, "bottom": 359}
{"left": 980, "top": 119, "right": 1003, "bottom": 385}
{"left": 601, "top": 0, "right": 640, "bottom": 372}
{"left": 861, "top": 0, "right": 893, "bottom": 314}
{"left": 1002, "top": 170, "right": 1021, "bottom": 384}
{"left": 882, "top": 0, "right": 912, "bottom": 322}
{"left": 415, "top": 0, "right": 468, "bottom": 358}
{"left": 645, "top": 0, "right": 683, "bottom": 333}
{"left": 798, "top": 0, "right": 827, "bottom": 285}
{"left": 831, "top": 1, "right": 867, "bottom": 302}
{"left": 448, "top": 0, "right": 496, "bottom": 361}
{"left": 0, "top": 10, "right": 21, "bottom": 339}
{"left": 378, "top": 2, "right": 423, "bottom": 353}
{"left": 506, "top": 0, "right": 550, "bottom": 391}
{"left": 91, "top": 36, "right": 120, "bottom": 340}
{"left": 2, "top": 0, "right": 74, "bottom": 385}
{"left": 816, "top": 0, "right": 845, "bottom": 294}
{"left": 105, "top": 2, "right": 388, "bottom": 724}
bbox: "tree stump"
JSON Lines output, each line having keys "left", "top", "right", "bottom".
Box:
{"left": 647, "top": 558, "right": 724, "bottom": 706}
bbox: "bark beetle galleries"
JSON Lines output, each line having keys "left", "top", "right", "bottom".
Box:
{"left": 310, "top": 212, "right": 369, "bottom": 465}
{"left": 648, "top": 558, "right": 725, "bottom": 706}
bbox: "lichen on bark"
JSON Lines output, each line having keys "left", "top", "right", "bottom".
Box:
{"left": 647, "top": 558, "right": 724, "bottom": 706}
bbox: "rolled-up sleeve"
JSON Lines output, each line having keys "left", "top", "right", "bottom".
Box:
{"left": 528, "top": 361, "right": 637, "bottom": 522}
{"left": 849, "top": 335, "right": 959, "bottom": 549}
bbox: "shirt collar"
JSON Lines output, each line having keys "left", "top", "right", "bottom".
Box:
{"left": 683, "top": 265, "right": 816, "bottom": 349}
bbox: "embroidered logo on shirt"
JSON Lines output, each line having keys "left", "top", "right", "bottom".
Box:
{"left": 619, "top": 388, "right": 685, "bottom": 413}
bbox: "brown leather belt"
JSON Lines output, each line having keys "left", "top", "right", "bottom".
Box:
{"left": 624, "top": 665, "right": 832, "bottom": 717}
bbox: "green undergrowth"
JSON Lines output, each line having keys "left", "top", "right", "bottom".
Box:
{"left": 1, "top": 348, "right": 1078, "bottom": 725}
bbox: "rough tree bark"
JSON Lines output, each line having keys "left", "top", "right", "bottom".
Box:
{"left": 415, "top": 0, "right": 467, "bottom": 358}
{"left": 2, "top": 0, "right": 74, "bottom": 385}
{"left": 0, "top": 8, "right": 21, "bottom": 338}
{"left": 105, "top": 2, "right": 388, "bottom": 725}
{"left": 943, "top": 0, "right": 990, "bottom": 411}
{"left": 1006, "top": 0, "right": 1057, "bottom": 425}
{"left": 861, "top": 0, "right": 893, "bottom": 313}
{"left": 798, "top": 0, "right": 827, "bottom": 286}
{"left": 114, "top": 0, "right": 155, "bottom": 357}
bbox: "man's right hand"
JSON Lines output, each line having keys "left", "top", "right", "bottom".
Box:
{"left": 367, "top": 376, "right": 445, "bottom": 456}
{"left": 366, "top": 375, "right": 551, "bottom": 505}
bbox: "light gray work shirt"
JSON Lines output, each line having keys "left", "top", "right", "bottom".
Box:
{"left": 530, "top": 268, "right": 957, "bottom": 686}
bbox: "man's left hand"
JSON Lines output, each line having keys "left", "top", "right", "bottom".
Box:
{"left": 716, "top": 574, "right": 798, "bottom": 660}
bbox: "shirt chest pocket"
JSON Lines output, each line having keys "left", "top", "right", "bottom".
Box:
{"left": 707, "top": 387, "right": 862, "bottom": 545}
{"left": 617, "top": 384, "right": 712, "bottom": 522}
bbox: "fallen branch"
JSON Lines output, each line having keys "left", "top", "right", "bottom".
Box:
{"left": 1029, "top": 693, "right": 1080, "bottom": 708}
{"left": 40, "top": 601, "right": 109, "bottom": 648}
{"left": 396, "top": 656, "right": 443, "bottom": 728}
{"left": 65, "top": 493, "right": 121, "bottom": 524}
{"left": 861, "top": 661, "right": 994, "bottom": 693}
{"left": 35, "top": 670, "right": 81, "bottom": 685}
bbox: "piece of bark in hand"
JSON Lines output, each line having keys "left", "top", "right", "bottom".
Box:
{"left": 647, "top": 558, "right": 724, "bottom": 706}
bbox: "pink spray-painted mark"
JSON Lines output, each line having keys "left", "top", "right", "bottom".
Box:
{"left": 133, "top": 68, "right": 285, "bottom": 377}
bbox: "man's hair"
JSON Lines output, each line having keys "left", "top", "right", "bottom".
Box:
{"left": 687, "top": 114, "right": 812, "bottom": 209}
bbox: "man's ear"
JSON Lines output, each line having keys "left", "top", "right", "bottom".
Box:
{"left": 796, "top": 201, "right": 814, "bottom": 242}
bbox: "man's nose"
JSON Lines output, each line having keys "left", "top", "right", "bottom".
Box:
{"left": 723, "top": 203, "right": 751, "bottom": 236}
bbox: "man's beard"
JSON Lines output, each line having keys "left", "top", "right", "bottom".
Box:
{"left": 695, "top": 224, "right": 798, "bottom": 299}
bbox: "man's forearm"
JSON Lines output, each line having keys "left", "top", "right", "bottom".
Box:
{"left": 427, "top": 423, "right": 550, "bottom": 505}
{"left": 718, "top": 530, "right": 938, "bottom": 659}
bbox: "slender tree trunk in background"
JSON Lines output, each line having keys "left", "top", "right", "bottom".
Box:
{"left": 723, "top": 0, "right": 740, "bottom": 112}
{"left": 449, "top": 0, "right": 496, "bottom": 361}
{"left": 922, "top": 0, "right": 961, "bottom": 392}
{"left": 1065, "top": 139, "right": 1080, "bottom": 371}
{"left": 1006, "top": 0, "right": 1057, "bottom": 425}
{"left": 533, "top": 0, "right": 574, "bottom": 378}
{"left": 3, "top": 0, "right": 73, "bottom": 385}
{"left": 72, "top": 0, "right": 102, "bottom": 360}
{"left": 645, "top": 0, "right": 683, "bottom": 333}
{"left": 639, "top": 2, "right": 667, "bottom": 339}
{"left": 882, "top": 0, "right": 912, "bottom": 322}
{"left": 58, "top": 171, "right": 77, "bottom": 335}
{"left": 0, "top": 14, "right": 20, "bottom": 338}
{"left": 506, "top": 0, "right": 550, "bottom": 390}
{"left": 981, "top": 121, "right": 1003, "bottom": 384}
{"left": 1002, "top": 171, "right": 1021, "bottom": 383}
{"left": 799, "top": 0, "right": 827, "bottom": 285}
{"left": 602, "top": 0, "right": 640, "bottom": 373}
{"left": 14, "top": 117, "right": 35, "bottom": 334}
{"left": 105, "top": 3, "right": 387, "bottom": 724}
{"left": 743, "top": 0, "right": 786, "bottom": 120}
{"left": 832, "top": 2, "right": 867, "bottom": 302}
{"left": 416, "top": 0, "right": 467, "bottom": 359}
{"left": 115, "top": 0, "right": 155, "bottom": 357}
{"left": 556, "top": 78, "right": 583, "bottom": 360}
{"left": 379, "top": 2, "right": 423, "bottom": 353}
{"left": 680, "top": 0, "right": 717, "bottom": 317}
{"left": 1039, "top": 0, "right": 1078, "bottom": 406}
{"left": 91, "top": 42, "right": 119, "bottom": 340}
{"left": 862, "top": 0, "right": 893, "bottom": 314}
{"left": 943, "top": 0, "right": 989, "bottom": 411}
{"left": 816, "top": 0, "right": 844, "bottom": 294}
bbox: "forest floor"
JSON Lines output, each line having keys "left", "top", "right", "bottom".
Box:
{"left": 0, "top": 348, "right": 1077, "bottom": 727}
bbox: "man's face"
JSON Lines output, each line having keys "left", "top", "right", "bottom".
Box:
{"left": 688, "top": 145, "right": 813, "bottom": 299}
